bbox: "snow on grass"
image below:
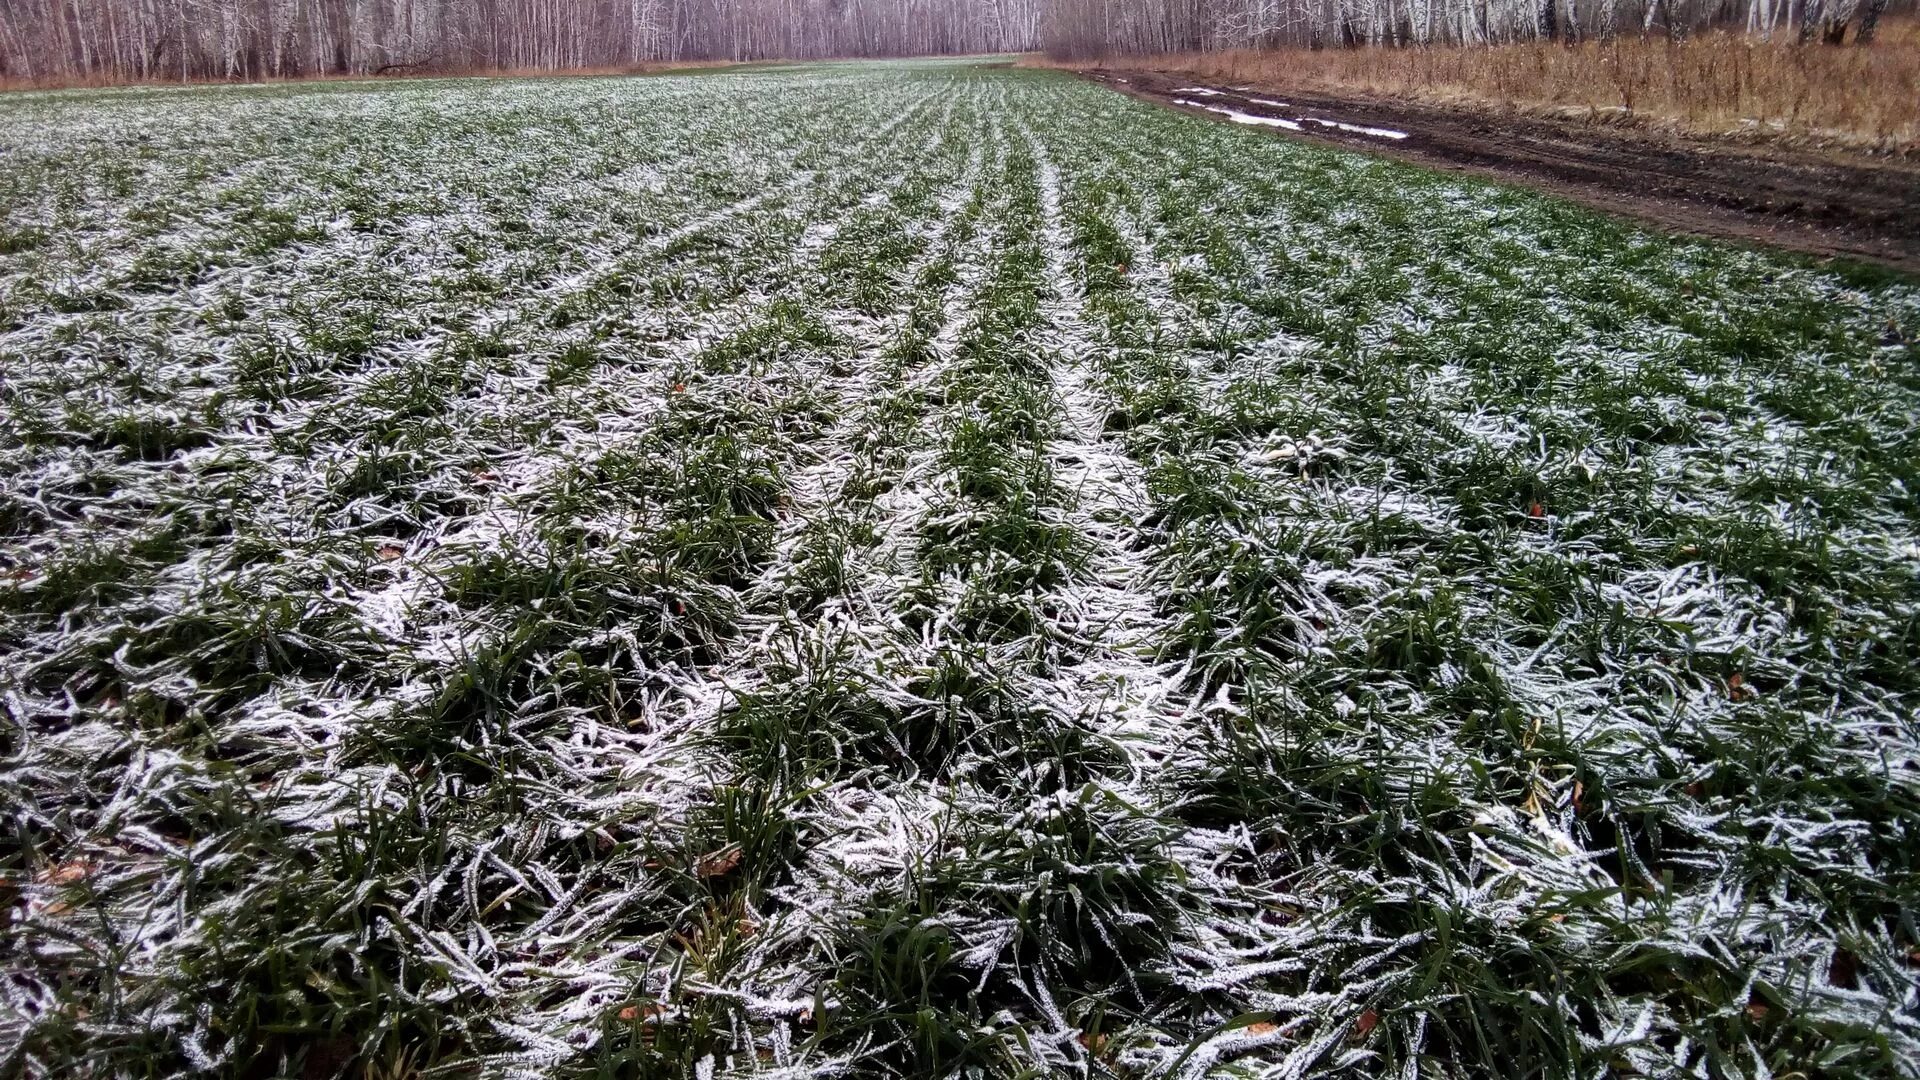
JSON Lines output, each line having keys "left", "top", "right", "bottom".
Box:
{"left": 3, "top": 60, "right": 1919, "bottom": 1080}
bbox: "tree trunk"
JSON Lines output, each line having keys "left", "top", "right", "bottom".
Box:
{"left": 1854, "top": 0, "right": 1886, "bottom": 42}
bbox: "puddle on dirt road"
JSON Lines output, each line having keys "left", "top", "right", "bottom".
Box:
{"left": 1175, "top": 85, "right": 1409, "bottom": 140}
{"left": 1177, "top": 98, "right": 1302, "bottom": 131}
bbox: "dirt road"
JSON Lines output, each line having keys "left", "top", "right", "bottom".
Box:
{"left": 1084, "top": 69, "right": 1920, "bottom": 275}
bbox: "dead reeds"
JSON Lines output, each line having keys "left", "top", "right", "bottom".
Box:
{"left": 1049, "top": 21, "right": 1920, "bottom": 154}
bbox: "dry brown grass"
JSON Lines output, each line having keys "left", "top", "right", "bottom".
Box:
{"left": 1045, "top": 21, "right": 1920, "bottom": 154}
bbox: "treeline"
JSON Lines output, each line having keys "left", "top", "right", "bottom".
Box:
{"left": 0, "top": 0, "right": 1908, "bottom": 85}
{"left": 1043, "top": 0, "right": 1908, "bottom": 54}
{"left": 0, "top": 0, "right": 1044, "bottom": 84}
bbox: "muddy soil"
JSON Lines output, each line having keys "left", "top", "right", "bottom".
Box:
{"left": 1083, "top": 69, "right": 1920, "bottom": 275}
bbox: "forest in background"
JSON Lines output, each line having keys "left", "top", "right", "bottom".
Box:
{"left": 1046, "top": 0, "right": 1911, "bottom": 55}
{"left": 0, "top": 0, "right": 1914, "bottom": 92}
{"left": 0, "top": 0, "right": 1044, "bottom": 84}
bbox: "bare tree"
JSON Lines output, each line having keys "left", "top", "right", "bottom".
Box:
{"left": 4, "top": 0, "right": 1912, "bottom": 84}
{"left": 0, "top": 0, "right": 1049, "bottom": 83}
{"left": 1044, "top": 0, "right": 1910, "bottom": 54}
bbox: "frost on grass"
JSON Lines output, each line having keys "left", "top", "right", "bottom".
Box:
{"left": 3, "top": 62, "right": 1919, "bottom": 1080}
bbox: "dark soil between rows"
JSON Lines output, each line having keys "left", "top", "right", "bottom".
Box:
{"left": 1081, "top": 68, "right": 1920, "bottom": 275}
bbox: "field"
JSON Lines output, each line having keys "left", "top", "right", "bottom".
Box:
{"left": 2, "top": 59, "right": 1919, "bottom": 1078}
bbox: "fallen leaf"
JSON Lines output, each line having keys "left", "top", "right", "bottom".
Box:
{"left": 1077, "top": 1031, "right": 1109, "bottom": 1054}
{"left": 1351, "top": 1009, "right": 1380, "bottom": 1039}
{"left": 1527, "top": 502, "right": 1545, "bottom": 518}
{"left": 377, "top": 543, "right": 405, "bottom": 561}
{"left": 617, "top": 1003, "right": 667, "bottom": 1023}
{"left": 1244, "top": 1021, "right": 1278, "bottom": 1036}
{"left": 1746, "top": 1001, "right": 1770, "bottom": 1022}
{"left": 696, "top": 845, "right": 742, "bottom": 879}
{"left": 35, "top": 860, "right": 92, "bottom": 886}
